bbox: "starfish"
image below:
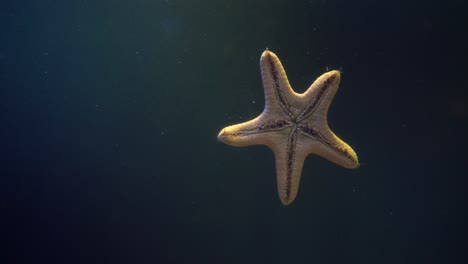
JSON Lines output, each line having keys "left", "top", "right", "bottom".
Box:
{"left": 217, "top": 50, "right": 359, "bottom": 205}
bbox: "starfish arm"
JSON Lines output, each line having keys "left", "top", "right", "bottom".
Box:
{"left": 298, "top": 123, "right": 359, "bottom": 168}
{"left": 270, "top": 128, "right": 309, "bottom": 205}
{"left": 317, "top": 133, "right": 359, "bottom": 169}
{"left": 217, "top": 116, "right": 263, "bottom": 147}
{"left": 217, "top": 114, "right": 291, "bottom": 147}
{"left": 296, "top": 70, "right": 341, "bottom": 123}
{"left": 260, "top": 50, "right": 297, "bottom": 119}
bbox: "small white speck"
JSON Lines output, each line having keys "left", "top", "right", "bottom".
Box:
{"left": 252, "top": 100, "right": 256, "bottom": 104}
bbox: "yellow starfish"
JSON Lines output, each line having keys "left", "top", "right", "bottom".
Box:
{"left": 218, "top": 50, "right": 359, "bottom": 205}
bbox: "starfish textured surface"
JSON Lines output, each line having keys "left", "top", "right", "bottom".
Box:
{"left": 218, "top": 50, "right": 359, "bottom": 205}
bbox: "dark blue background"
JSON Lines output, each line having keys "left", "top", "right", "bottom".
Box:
{"left": 1, "top": 0, "right": 466, "bottom": 263}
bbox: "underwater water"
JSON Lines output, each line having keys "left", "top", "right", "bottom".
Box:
{"left": 1, "top": 0, "right": 467, "bottom": 263}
